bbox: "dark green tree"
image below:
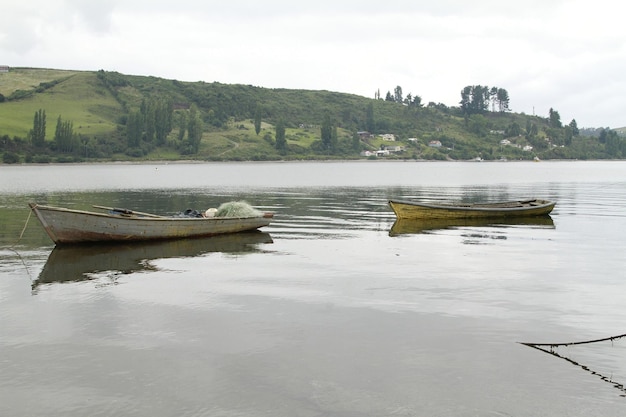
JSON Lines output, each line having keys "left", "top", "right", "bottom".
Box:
{"left": 549, "top": 108, "right": 562, "bottom": 128}
{"left": 126, "top": 110, "right": 143, "bottom": 148}
{"left": 254, "top": 106, "right": 262, "bottom": 135}
{"left": 569, "top": 119, "right": 579, "bottom": 136}
{"left": 31, "top": 109, "right": 46, "bottom": 147}
{"left": 564, "top": 125, "right": 573, "bottom": 146}
{"left": 489, "top": 87, "right": 498, "bottom": 111}
{"left": 53, "top": 115, "right": 76, "bottom": 153}
{"left": 394, "top": 86, "right": 403, "bottom": 103}
{"left": 321, "top": 114, "right": 332, "bottom": 150}
{"left": 496, "top": 88, "right": 510, "bottom": 112}
{"left": 186, "top": 104, "right": 203, "bottom": 153}
{"left": 365, "top": 102, "right": 375, "bottom": 133}
{"left": 143, "top": 100, "right": 156, "bottom": 143}
{"left": 351, "top": 132, "right": 361, "bottom": 151}
{"left": 460, "top": 85, "right": 490, "bottom": 115}
{"left": 275, "top": 119, "right": 286, "bottom": 152}
{"left": 154, "top": 98, "right": 173, "bottom": 145}
{"left": 605, "top": 129, "right": 621, "bottom": 157}
{"left": 176, "top": 111, "right": 187, "bottom": 141}
{"left": 505, "top": 122, "right": 521, "bottom": 137}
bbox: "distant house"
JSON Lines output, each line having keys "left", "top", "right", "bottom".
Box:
{"left": 407, "top": 137, "right": 418, "bottom": 142}
{"left": 380, "top": 133, "right": 396, "bottom": 141}
{"left": 385, "top": 146, "right": 405, "bottom": 153}
{"left": 0, "top": 65, "right": 9, "bottom": 73}
{"left": 428, "top": 140, "right": 442, "bottom": 148}
{"left": 357, "top": 131, "right": 373, "bottom": 139}
{"left": 500, "top": 139, "right": 511, "bottom": 145}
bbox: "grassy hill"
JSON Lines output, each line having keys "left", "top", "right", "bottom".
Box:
{"left": 0, "top": 69, "right": 122, "bottom": 139}
{"left": 0, "top": 67, "right": 622, "bottom": 162}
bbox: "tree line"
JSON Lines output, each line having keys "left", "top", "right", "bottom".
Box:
{"left": 460, "top": 85, "right": 510, "bottom": 115}
{"left": 2, "top": 72, "right": 626, "bottom": 163}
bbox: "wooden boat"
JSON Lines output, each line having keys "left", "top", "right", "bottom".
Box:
{"left": 29, "top": 203, "right": 273, "bottom": 244}
{"left": 388, "top": 198, "right": 555, "bottom": 220}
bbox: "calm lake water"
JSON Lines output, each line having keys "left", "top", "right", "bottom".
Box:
{"left": 1, "top": 160, "right": 626, "bottom": 417}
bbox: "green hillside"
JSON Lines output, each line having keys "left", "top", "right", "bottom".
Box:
{"left": 0, "top": 70, "right": 122, "bottom": 139}
{"left": 1, "top": 67, "right": 624, "bottom": 163}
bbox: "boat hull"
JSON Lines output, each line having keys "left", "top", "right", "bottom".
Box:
{"left": 29, "top": 203, "right": 273, "bottom": 244}
{"left": 388, "top": 199, "right": 555, "bottom": 220}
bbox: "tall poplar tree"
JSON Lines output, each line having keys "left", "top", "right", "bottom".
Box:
{"left": 321, "top": 114, "right": 332, "bottom": 150}
{"left": 275, "top": 119, "right": 286, "bottom": 152}
{"left": 31, "top": 109, "right": 46, "bottom": 147}
{"left": 186, "top": 104, "right": 203, "bottom": 153}
{"left": 366, "top": 103, "right": 375, "bottom": 133}
{"left": 126, "top": 110, "right": 143, "bottom": 148}
{"left": 254, "top": 106, "right": 262, "bottom": 135}
{"left": 53, "top": 115, "right": 76, "bottom": 153}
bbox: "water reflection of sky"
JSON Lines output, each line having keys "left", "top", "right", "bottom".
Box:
{"left": 2, "top": 161, "right": 626, "bottom": 415}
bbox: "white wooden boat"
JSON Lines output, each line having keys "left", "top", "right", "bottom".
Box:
{"left": 388, "top": 198, "right": 555, "bottom": 220}
{"left": 29, "top": 203, "right": 273, "bottom": 244}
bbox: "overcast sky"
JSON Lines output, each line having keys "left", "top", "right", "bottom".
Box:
{"left": 1, "top": 0, "right": 624, "bottom": 128}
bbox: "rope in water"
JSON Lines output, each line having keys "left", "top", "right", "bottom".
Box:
{"left": 12, "top": 209, "right": 33, "bottom": 248}
{"left": 7, "top": 209, "right": 33, "bottom": 279}
{"left": 520, "top": 333, "right": 626, "bottom": 348}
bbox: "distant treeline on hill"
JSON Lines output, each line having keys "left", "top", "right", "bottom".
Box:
{"left": 0, "top": 68, "right": 625, "bottom": 163}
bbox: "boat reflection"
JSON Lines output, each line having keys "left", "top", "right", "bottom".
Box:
{"left": 389, "top": 215, "right": 555, "bottom": 236}
{"left": 33, "top": 231, "right": 273, "bottom": 289}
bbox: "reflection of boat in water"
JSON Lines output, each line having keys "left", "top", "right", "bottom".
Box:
{"left": 33, "top": 231, "right": 273, "bottom": 288}
{"left": 388, "top": 198, "right": 555, "bottom": 220}
{"left": 389, "top": 216, "right": 555, "bottom": 236}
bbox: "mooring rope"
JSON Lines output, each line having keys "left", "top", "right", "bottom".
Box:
{"left": 519, "top": 333, "right": 626, "bottom": 348}
{"left": 13, "top": 209, "right": 32, "bottom": 248}
{"left": 520, "top": 335, "right": 626, "bottom": 397}
{"left": 7, "top": 209, "right": 34, "bottom": 279}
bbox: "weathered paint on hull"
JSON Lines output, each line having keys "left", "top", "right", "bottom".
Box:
{"left": 29, "top": 203, "right": 273, "bottom": 244}
{"left": 388, "top": 199, "right": 555, "bottom": 220}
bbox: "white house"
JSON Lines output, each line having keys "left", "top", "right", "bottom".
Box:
{"left": 428, "top": 140, "right": 442, "bottom": 148}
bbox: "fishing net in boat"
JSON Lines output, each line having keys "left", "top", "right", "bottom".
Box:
{"left": 214, "top": 201, "right": 262, "bottom": 218}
